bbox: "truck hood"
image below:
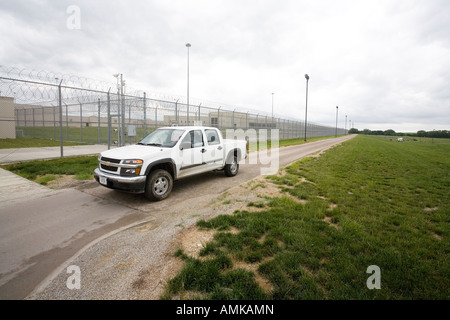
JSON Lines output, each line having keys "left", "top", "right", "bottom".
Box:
{"left": 100, "top": 144, "right": 171, "bottom": 161}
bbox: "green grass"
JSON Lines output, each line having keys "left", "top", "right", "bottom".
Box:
{"left": 7, "top": 125, "right": 344, "bottom": 150}
{"left": 162, "top": 135, "right": 450, "bottom": 300}
{"left": 0, "top": 137, "right": 85, "bottom": 149}
{"left": 248, "top": 135, "right": 346, "bottom": 152}
{"left": 1, "top": 156, "right": 98, "bottom": 182}
{"left": 15, "top": 126, "right": 152, "bottom": 146}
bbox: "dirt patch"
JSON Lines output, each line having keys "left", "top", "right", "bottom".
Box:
{"left": 47, "top": 175, "right": 96, "bottom": 190}
{"left": 173, "top": 224, "right": 275, "bottom": 294}
{"left": 234, "top": 259, "right": 274, "bottom": 293}
{"left": 323, "top": 216, "right": 339, "bottom": 229}
{"left": 177, "top": 225, "right": 217, "bottom": 257}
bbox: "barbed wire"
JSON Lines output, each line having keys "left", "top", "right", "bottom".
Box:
{"left": 0, "top": 65, "right": 321, "bottom": 124}
{"left": 0, "top": 65, "right": 114, "bottom": 91}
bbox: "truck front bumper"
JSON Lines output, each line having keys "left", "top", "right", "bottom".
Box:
{"left": 94, "top": 168, "right": 146, "bottom": 193}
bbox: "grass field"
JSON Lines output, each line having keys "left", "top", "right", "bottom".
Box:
{"left": 249, "top": 134, "right": 346, "bottom": 152}
{"left": 1, "top": 156, "right": 98, "bottom": 184}
{"left": 162, "top": 135, "right": 449, "bottom": 300}
{"left": 0, "top": 137, "right": 86, "bottom": 149}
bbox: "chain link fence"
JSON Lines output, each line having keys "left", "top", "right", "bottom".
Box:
{"left": 1, "top": 67, "right": 348, "bottom": 148}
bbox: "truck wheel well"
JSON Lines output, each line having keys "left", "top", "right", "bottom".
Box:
{"left": 235, "top": 149, "right": 241, "bottom": 161}
{"left": 228, "top": 149, "right": 241, "bottom": 163}
{"left": 148, "top": 163, "right": 175, "bottom": 179}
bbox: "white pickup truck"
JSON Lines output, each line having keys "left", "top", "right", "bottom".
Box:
{"left": 94, "top": 126, "right": 248, "bottom": 201}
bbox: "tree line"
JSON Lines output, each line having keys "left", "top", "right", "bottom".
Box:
{"left": 348, "top": 128, "right": 450, "bottom": 138}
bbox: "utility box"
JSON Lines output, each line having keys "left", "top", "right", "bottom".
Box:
{"left": 127, "top": 125, "right": 136, "bottom": 137}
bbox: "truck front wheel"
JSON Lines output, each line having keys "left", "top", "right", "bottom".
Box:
{"left": 145, "top": 169, "right": 173, "bottom": 201}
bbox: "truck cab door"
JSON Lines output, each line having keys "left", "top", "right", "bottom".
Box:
{"left": 202, "top": 128, "right": 224, "bottom": 170}
{"left": 178, "top": 130, "right": 205, "bottom": 178}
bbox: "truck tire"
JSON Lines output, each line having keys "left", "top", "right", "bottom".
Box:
{"left": 224, "top": 155, "right": 239, "bottom": 177}
{"left": 145, "top": 169, "right": 173, "bottom": 201}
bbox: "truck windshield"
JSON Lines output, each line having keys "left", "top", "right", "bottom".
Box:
{"left": 138, "top": 129, "right": 186, "bottom": 148}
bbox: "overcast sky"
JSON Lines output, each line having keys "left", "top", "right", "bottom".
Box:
{"left": 1, "top": 0, "right": 449, "bottom": 132}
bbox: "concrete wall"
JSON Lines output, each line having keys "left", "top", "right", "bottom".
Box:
{"left": 0, "top": 96, "right": 16, "bottom": 139}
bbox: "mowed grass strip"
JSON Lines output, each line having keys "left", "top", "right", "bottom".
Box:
{"left": 0, "top": 137, "right": 85, "bottom": 149}
{"left": 163, "top": 135, "right": 449, "bottom": 300}
{"left": 1, "top": 156, "right": 98, "bottom": 182}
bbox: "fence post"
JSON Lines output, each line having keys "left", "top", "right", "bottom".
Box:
{"left": 143, "top": 92, "right": 147, "bottom": 136}
{"left": 65, "top": 103, "right": 69, "bottom": 139}
{"left": 42, "top": 107, "right": 45, "bottom": 139}
{"left": 107, "top": 89, "right": 111, "bottom": 150}
{"left": 58, "top": 79, "right": 63, "bottom": 158}
{"left": 175, "top": 99, "right": 178, "bottom": 124}
{"left": 155, "top": 104, "right": 157, "bottom": 129}
{"left": 218, "top": 107, "right": 221, "bottom": 129}
{"left": 53, "top": 105, "right": 56, "bottom": 140}
{"left": 80, "top": 103, "right": 83, "bottom": 143}
{"left": 98, "top": 98, "right": 101, "bottom": 144}
{"left": 32, "top": 108, "right": 35, "bottom": 138}
{"left": 120, "top": 74, "right": 125, "bottom": 147}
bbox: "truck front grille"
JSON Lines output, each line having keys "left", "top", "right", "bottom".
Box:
{"left": 99, "top": 157, "right": 121, "bottom": 173}
{"left": 100, "top": 157, "right": 121, "bottom": 164}
{"left": 101, "top": 164, "right": 119, "bottom": 172}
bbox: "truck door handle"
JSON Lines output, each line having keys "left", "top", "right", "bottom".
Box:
{"left": 201, "top": 148, "right": 207, "bottom": 153}
{"left": 217, "top": 146, "right": 223, "bottom": 150}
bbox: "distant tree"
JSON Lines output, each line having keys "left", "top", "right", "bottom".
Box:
{"left": 384, "top": 129, "right": 396, "bottom": 136}
{"left": 417, "top": 130, "right": 427, "bottom": 137}
{"left": 416, "top": 130, "right": 449, "bottom": 138}
{"left": 348, "top": 128, "right": 359, "bottom": 134}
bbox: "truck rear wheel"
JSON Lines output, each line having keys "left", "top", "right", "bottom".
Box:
{"left": 224, "top": 155, "right": 239, "bottom": 177}
{"left": 145, "top": 169, "right": 173, "bottom": 201}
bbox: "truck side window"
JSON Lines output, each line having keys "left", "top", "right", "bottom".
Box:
{"left": 206, "top": 129, "right": 220, "bottom": 145}
{"left": 193, "top": 130, "right": 204, "bottom": 148}
{"left": 182, "top": 130, "right": 204, "bottom": 148}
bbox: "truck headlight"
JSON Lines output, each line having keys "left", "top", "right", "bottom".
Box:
{"left": 121, "top": 167, "right": 142, "bottom": 176}
{"left": 123, "top": 159, "right": 143, "bottom": 165}
{"left": 121, "top": 159, "right": 143, "bottom": 176}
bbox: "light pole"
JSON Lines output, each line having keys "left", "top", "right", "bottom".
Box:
{"left": 186, "top": 43, "right": 191, "bottom": 125}
{"left": 335, "top": 106, "right": 339, "bottom": 137}
{"left": 113, "top": 73, "right": 125, "bottom": 146}
{"left": 271, "top": 93, "right": 274, "bottom": 119}
{"left": 304, "top": 74, "right": 309, "bottom": 141}
{"left": 345, "top": 114, "right": 347, "bottom": 133}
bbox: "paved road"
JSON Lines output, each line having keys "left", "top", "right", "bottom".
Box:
{"left": 0, "top": 135, "right": 355, "bottom": 299}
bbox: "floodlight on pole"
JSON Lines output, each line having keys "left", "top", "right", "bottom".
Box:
{"left": 272, "top": 93, "right": 274, "bottom": 119}
{"left": 335, "top": 106, "right": 339, "bottom": 137}
{"left": 186, "top": 43, "right": 191, "bottom": 125}
{"left": 304, "top": 74, "right": 309, "bottom": 141}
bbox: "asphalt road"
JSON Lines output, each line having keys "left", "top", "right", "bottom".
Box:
{"left": 0, "top": 135, "right": 355, "bottom": 299}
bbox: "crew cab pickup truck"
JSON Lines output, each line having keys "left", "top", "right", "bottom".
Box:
{"left": 94, "top": 126, "right": 248, "bottom": 201}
